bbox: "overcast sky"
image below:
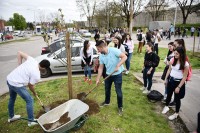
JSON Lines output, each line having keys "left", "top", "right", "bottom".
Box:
{"left": 0, "top": 0, "right": 87, "bottom": 22}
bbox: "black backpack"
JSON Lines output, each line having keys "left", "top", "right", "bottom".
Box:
{"left": 123, "top": 44, "right": 129, "bottom": 54}
{"left": 153, "top": 53, "right": 160, "bottom": 67}
{"left": 137, "top": 34, "right": 142, "bottom": 41}
{"left": 147, "top": 90, "right": 163, "bottom": 102}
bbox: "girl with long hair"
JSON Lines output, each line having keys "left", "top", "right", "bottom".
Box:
{"left": 123, "top": 33, "right": 134, "bottom": 74}
{"left": 162, "top": 47, "right": 189, "bottom": 120}
{"left": 161, "top": 42, "right": 175, "bottom": 101}
{"left": 141, "top": 42, "right": 157, "bottom": 94}
{"left": 80, "top": 40, "right": 94, "bottom": 84}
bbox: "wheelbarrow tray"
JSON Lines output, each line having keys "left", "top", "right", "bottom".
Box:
{"left": 37, "top": 99, "right": 89, "bottom": 133}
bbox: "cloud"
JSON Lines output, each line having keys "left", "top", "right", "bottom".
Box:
{"left": 0, "top": 0, "right": 86, "bottom": 22}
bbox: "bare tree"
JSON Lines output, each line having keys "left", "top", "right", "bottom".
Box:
{"left": 116, "top": 0, "right": 143, "bottom": 28}
{"left": 145, "top": 0, "right": 169, "bottom": 21}
{"left": 76, "top": 0, "right": 97, "bottom": 29}
{"left": 174, "top": 0, "right": 200, "bottom": 24}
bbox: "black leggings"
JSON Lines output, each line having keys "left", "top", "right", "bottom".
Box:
{"left": 166, "top": 77, "right": 185, "bottom": 113}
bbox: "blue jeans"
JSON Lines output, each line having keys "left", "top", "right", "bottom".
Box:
{"left": 125, "top": 52, "right": 133, "bottom": 71}
{"left": 84, "top": 65, "right": 92, "bottom": 79}
{"left": 143, "top": 67, "right": 155, "bottom": 91}
{"left": 7, "top": 81, "right": 34, "bottom": 121}
{"left": 104, "top": 73, "right": 123, "bottom": 108}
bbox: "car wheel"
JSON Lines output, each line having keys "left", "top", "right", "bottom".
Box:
{"left": 41, "top": 67, "right": 52, "bottom": 78}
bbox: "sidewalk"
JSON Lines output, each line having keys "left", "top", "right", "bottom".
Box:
{"left": 133, "top": 69, "right": 200, "bottom": 132}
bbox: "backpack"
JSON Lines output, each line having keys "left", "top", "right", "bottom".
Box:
{"left": 153, "top": 53, "right": 160, "bottom": 67}
{"left": 137, "top": 34, "right": 142, "bottom": 41}
{"left": 170, "top": 57, "right": 192, "bottom": 81}
{"left": 147, "top": 90, "right": 163, "bottom": 102}
{"left": 123, "top": 44, "right": 129, "bottom": 54}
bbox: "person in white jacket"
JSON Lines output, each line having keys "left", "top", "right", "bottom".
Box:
{"left": 123, "top": 33, "right": 134, "bottom": 74}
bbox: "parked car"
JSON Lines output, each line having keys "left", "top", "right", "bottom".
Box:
{"left": 42, "top": 36, "right": 95, "bottom": 55}
{"left": 82, "top": 31, "right": 92, "bottom": 37}
{"left": 18, "top": 31, "right": 26, "bottom": 37}
{"left": 35, "top": 43, "right": 99, "bottom": 78}
{"left": 79, "top": 29, "right": 91, "bottom": 37}
{"left": 13, "top": 30, "right": 21, "bottom": 36}
{"left": 4, "top": 34, "right": 13, "bottom": 40}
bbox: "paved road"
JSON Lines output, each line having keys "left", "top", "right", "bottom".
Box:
{"left": 0, "top": 36, "right": 47, "bottom": 95}
{"left": 134, "top": 70, "right": 200, "bottom": 132}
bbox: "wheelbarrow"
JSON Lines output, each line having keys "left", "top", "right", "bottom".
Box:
{"left": 37, "top": 99, "right": 89, "bottom": 133}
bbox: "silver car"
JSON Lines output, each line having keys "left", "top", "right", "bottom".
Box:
{"left": 35, "top": 42, "right": 99, "bottom": 78}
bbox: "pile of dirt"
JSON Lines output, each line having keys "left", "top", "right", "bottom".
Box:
{"left": 77, "top": 92, "right": 86, "bottom": 100}
{"left": 43, "top": 112, "right": 71, "bottom": 130}
{"left": 83, "top": 99, "right": 100, "bottom": 115}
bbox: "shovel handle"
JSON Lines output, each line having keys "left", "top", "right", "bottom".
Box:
{"left": 85, "top": 71, "right": 115, "bottom": 96}
{"left": 36, "top": 95, "right": 44, "bottom": 107}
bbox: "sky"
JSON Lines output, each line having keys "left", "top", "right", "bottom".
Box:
{"left": 0, "top": 0, "right": 87, "bottom": 22}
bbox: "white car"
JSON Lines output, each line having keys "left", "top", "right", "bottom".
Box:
{"left": 35, "top": 43, "right": 99, "bottom": 78}
{"left": 13, "top": 30, "right": 21, "bottom": 36}
{"left": 79, "top": 29, "right": 91, "bottom": 37}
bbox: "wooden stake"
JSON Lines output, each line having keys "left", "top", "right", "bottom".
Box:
{"left": 66, "top": 32, "right": 73, "bottom": 99}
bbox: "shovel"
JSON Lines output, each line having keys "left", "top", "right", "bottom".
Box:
{"left": 36, "top": 95, "right": 50, "bottom": 112}
{"left": 77, "top": 71, "right": 115, "bottom": 100}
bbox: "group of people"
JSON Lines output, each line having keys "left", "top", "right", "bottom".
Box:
{"left": 5, "top": 28, "right": 199, "bottom": 132}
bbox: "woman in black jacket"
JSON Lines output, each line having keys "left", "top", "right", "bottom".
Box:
{"left": 141, "top": 42, "right": 157, "bottom": 94}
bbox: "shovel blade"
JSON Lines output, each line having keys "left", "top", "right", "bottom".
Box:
{"left": 42, "top": 106, "right": 51, "bottom": 112}
{"left": 77, "top": 92, "right": 87, "bottom": 100}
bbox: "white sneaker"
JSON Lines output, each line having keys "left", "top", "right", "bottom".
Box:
{"left": 8, "top": 115, "right": 21, "bottom": 122}
{"left": 140, "top": 87, "right": 146, "bottom": 91}
{"left": 162, "top": 106, "right": 169, "bottom": 114}
{"left": 125, "top": 71, "right": 129, "bottom": 75}
{"left": 142, "top": 89, "right": 150, "bottom": 94}
{"left": 28, "top": 119, "right": 38, "bottom": 127}
{"left": 168, "top": 113, "right": 178, "bottom": 120}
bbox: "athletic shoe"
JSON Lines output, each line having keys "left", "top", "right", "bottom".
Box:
{"left": 168, "top": 113, "right": 178, "bottom": 120}
{"left": 8, "top": 115, "right": 21, "bottom": 122}
{"left": 169, "top": 101, "right": 176, "bottom": 107}
{"left": 125, "top": 71, "right": 129, "bottom": 75}
{"left": 99, "top": 102, "right": 110, "bottom": 107}
{"left": 118, "top": 107, "right": 123, "bottom": 116}
{"left": 28, "top": 119, "right": 38, "bottom": 127}
{"left": 162, "top": 106, "right": 169, "bottom": 114}
{"left": 140, "top": 87, "right": 146, "bottom": 91}
{"left": 142, "top": 89, "right": 150, "bottom": 94}
{"left": 88, "top": 79, "right": 92, "bottom": 85}
{"left": 84, "top": 77, "right": 88, "bottom": 82}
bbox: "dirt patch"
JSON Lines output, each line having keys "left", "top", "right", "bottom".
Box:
{"left": 36, "top": 99, "right": 99, "bottom": 118}
{"left": 84, "top": 99, "right": 100, "bottom": 115}
{"left": 77, "top": 92, "right": 86, "bottom": 100}
{"left": 43, "top": 112, "right": 71, "bottom": 130}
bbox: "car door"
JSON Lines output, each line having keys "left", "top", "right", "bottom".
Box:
{"left": 51, "top": 48, "right": 77, "bottom": 73}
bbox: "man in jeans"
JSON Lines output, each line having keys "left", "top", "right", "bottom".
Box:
{"left": 95, "top": 40, "right": 127, "bottom": 116}
{"left": 7, "top": 51, "right": 50, "bottom": 126}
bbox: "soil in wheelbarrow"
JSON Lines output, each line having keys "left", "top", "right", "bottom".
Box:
{"left": 36, "top": 99, "right": 99, "bottom": 118}
{"left": 43, "top": 112, "right": 71, "bottom": 130}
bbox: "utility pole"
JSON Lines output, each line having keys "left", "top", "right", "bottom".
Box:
{"left": 129, "top": 0, "right": 133, "bottom": 35}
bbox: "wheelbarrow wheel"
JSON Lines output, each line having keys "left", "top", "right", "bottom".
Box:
{"left": 71, "top": 114, "right": 88, "bottom": 131}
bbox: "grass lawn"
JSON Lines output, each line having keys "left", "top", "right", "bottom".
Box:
{"left": 0, "top": 45, "right": 199, "bottom": 133}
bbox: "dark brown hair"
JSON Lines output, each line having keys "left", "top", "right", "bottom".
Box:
{"left": 172, "top": 47, "right": 186, "bottom": 70}
{"left": 83, "top": 40, "right": 89, "bottom": 58}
